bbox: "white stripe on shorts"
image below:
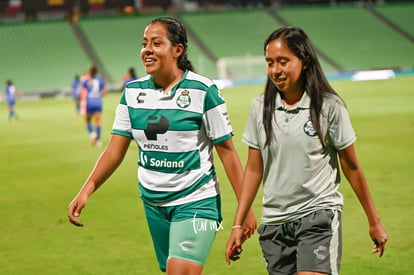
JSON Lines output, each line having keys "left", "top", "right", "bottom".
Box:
{"left": 329, "top": 210, "right": 341, "bottom": 275}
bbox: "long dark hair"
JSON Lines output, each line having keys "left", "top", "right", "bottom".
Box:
{"left": 262, "top": 26, "right": 341, "bottom": 148}
{"left": 151, "top": 17, "right": 194, "bottom": 72}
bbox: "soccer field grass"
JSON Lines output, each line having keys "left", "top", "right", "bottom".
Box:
{"left": 1, "top": 76, "right": 413, "bottom": 274}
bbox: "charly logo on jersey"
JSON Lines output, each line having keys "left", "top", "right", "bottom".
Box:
{"left": 303, "top": 119, "right": 317, "bottom": 137}
{"left": 137, "top": 92, "right": 146, "bottom": 103}
{"left": 176, "top": 90, "right": 191, "bottom": 108}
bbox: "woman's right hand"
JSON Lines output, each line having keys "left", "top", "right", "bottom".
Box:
{"left": 225, "top": 226, "right": 246, "bottom": 264}
{"left": 67, "top": 194, "right": 88, "bottom": 227}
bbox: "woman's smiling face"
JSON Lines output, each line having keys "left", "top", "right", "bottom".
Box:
{"left": 265, "top": 38, "right": 305, "bottom": 95}
{"left": 141, "top": 22, "right": 178, "bottom": 77}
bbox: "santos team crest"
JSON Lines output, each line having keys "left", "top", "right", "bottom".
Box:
{"left": 176, "top": 90, "right": 191, "bottom": 108}
{"left": 303, "top": 119, "right": 317, "bottom": 137}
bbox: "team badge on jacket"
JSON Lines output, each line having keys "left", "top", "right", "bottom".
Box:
{"left": 176, "top": 90, "right": 191, "bottom": 108}
{"left": 303, "top": 119, "right": 317, "bottom": 137}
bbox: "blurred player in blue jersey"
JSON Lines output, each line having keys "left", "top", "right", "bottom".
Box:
{"left": 119, "top": 67, "right": 138, "bottom": 91}
{"left": 71, "top": 74, "right": 82, "bottom": 116}
{"left": 82, "top": 66, "right": 106, "bottom": 147}
{"left": 4, "top": 79, "right": 19, "bottom": 121}
{"left": 68, "top": 17, "right": 256, "bottom": 275}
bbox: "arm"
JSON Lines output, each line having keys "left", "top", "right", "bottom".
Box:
{"left": 214, "top": 139, "right": 257, "bottom": 235}
{"left": 225, "top": 147, "right": 263, "bottom": 264}
{"left": 15, "top": 88, "right": 21, "bottom": 99}
{"left": 67, "top": 134, "right": 131, "bottom": 227}
{"left": 338, "top": 144, "right": 388, "bottom": 257}
{"left": 102, "top": 86, "right": 109, "bottom": 96}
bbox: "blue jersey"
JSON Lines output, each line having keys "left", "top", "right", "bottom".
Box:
{"left": 123, "top": 76, "right": 137, "bottom": 88}
{"left": 72, "top": 79, "right": 82, "bottom": 100}
{"left": 83, "top": 76, "right": 105, "bottom": 114}
{"left": 5, "top": 84, "right": 17, "bottom": 106}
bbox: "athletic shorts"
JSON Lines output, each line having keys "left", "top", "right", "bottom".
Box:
{"left": 85, "top": 100, "right": 102, "bottom": 115}
{"left": 258, "top": 209, "right": 342, "bottom": 275}
{"left": 7, "top": 99, "right": 15, "bottom": 107}
{"left": 143, "top": 195, "right": 222, "bottom": 272}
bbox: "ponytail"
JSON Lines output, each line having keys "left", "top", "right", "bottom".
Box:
{"left": 152, "top": 17, "right": 195, "bottom": 72}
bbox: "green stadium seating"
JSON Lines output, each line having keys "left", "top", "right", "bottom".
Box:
{"left": 180, "top": 9, "right": 279, "bottom": 58}
{"left": 373, "top": 2, "right": 414, "bottom": 38}
{"left": 0, "top": 3, "right": 413, "bottom": 94}
{"left": 0, "top": 20, "right": 90, "bottom": 93}
{"left": 273, "top": 4, "right": 414, "bottom": 71}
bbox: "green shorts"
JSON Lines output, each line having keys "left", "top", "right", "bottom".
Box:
{"left": 143, "top": 195, "right": 222, "bottom": 272}
{"left": 258, "top": 209, "right": 342, "bottom": 275}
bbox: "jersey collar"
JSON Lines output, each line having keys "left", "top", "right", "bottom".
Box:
{"left": 276, "top": 91, "right": 310, "bottom": 113}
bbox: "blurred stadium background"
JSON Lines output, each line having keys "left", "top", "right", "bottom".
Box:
{"left": 0, "top": 0, "right": 413, "bottom": 97}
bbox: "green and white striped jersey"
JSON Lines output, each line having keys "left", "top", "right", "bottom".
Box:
{"left": 112, "top": 70, "right": 233, "bottom": 206}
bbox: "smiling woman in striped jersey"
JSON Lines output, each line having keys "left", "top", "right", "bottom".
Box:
{"left": 67, "top": 16, "right": 256, "bottom": 275}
